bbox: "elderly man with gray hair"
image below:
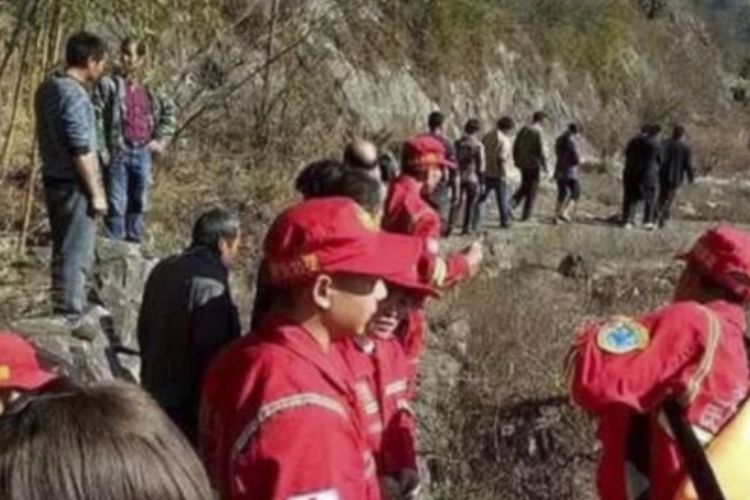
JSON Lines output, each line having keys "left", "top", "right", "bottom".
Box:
{"left": 137, "top": 207, "right": 242, "bottom": 444}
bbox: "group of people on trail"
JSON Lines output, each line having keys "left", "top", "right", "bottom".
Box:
{"left": 3, "top": 28, "right": 744, "bottom": 500}
{"left": 427, "top": 110, "right": 584, "bottom": 236}
{"left": 35, "top": 32, "right": 175, "bottom": 317}
{"left": 622, "top": 124, "right": 695, "bottom": 230}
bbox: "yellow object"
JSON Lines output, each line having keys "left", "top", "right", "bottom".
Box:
{"left": 0, "top": 365, "right": 10, "bottom": 381}
{"left": 673, "top": 399, "right": 750, "bottom": 500}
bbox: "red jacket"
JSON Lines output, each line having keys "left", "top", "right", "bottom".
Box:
{"left": 382, "top": 175, "right": 470, "bottom": 363}
{"left": 336, "top": 336, "right": 417, "bottom": 478}
{"left": 569, "top": 301, "right": 749, "bottom": 500}
{"left": 199, "top": 317, "right": 380, "bottom": 500}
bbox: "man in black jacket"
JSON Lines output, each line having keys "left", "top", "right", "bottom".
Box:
{"left": 622, "top": 124, "right": 662, "bottom": 229}
{"left": 641, "top": 124, "right": 663, "bottom": 230}
{"left": 137, "top": 207, "right": 241, "bottom": 444}
{"left": 657, "top": 125, "right": 695, "bottom": 228}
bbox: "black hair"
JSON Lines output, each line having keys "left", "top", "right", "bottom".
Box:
{"left": 497, "top": 116, "right": 515, "bottom": 132}
{"left": 428, "top": 111, "right": 445, "bottom": 132}
{"left": 120, "top": 37, "right": 147, "bottom": 57}
{"left": 648, "top": 124, "right": 662, "bottom": 137}
{"left": 308, "top": 169, "right": 383, "bottom": 217}
{"left": 568, "top": 123, "right": 580, "bottom": 134}
{"left": 65, "top": 32, "right": 107, "bottom": 68}
{"left": 672, "top": 125, "right": 686, "bottom": 140}
{"left": 378, "top": 152, "right": 399, "bottom": 183}
{"left": 464, "top": 118, "right": 481, "bottom": 135}
{"left": 532, "top": 111, "right": 548, "bottom": 124}
{"left": 295, "top": 159, "right": 345, "bottom": 199}
{"left": 191, "top": 208, "right": 240, "bottom": 252}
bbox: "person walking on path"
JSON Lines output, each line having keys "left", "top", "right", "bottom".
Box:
{"left": 512, "top": 111, "right": 548, "bottom": 221}
{"left": 481, "top": 116, "right": 515, "bottom": 229}
{"left": 94, "top": 37, "right": 177, "bottom": 243}
{"left": 424, "top": 111, "right": 459, "bottom": 237}
{"left": 35, "top": 32, "right": 108, "bottom": 316}
{"left": 621, "top": 126, "right": 648, "bottom": 228}
{"left": 658, "top": 125, "right": 695, "bottom": 228}
{"left": 138, "top": 208, "right": 241, "bottom": 444}
{"left": 554, "top": 123, "right": 582, "bottom": 223}
{"left": 454, "top": 118, "right": 486, "bottom": 235}
{"left": 641, "top": 124, "right": 663, "bottom": 230}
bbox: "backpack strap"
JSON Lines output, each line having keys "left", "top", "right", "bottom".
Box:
{"left": 663, "top": 399, "right": 725, "bottom": 500}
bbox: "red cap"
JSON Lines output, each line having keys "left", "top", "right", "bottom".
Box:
{"left": 402, "top": 135, "right": 456, "bottom": 171}
{"left": 381, "top": 239, "right": 440, "bottom": 298}
{"left": 0, "top": 332, "right": 57, "bottom": 391}
{"left": 678, "top": 224, "right": 750, "bottom": 302}
{"left": 264, "top": 197, "right": 428, "bottom": 287}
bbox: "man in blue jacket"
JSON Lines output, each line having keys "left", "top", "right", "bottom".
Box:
{"left": 36, "top": 32, "right": 108, "bottom": 316}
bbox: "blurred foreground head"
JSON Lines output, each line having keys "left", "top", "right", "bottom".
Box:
{"left": 0, "top": 381, "right": 214, "bottom": 500}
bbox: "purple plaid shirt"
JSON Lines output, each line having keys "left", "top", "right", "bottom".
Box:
{"left": 123, "top": 80, "right": 152, "bottom": 145}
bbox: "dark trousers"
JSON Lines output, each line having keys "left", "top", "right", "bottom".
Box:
{"left": 459, "top": 181, "right": 481, "bottom": 234}
{"left": 642, "top": 182, "right": 659, "bottom": 225}
{"left": 480, "top": 176, "right": 511, "bottom": 227}
{"left": 512, "top": 168, "right": 541, "bottom": 221}
{"left": 621, "top": 177, "right": 642, "bottom": 225}
{"left": 657, "top": 184, "right": 678, "bottom": 226}
{"left": 556, "top": 178, "right": 581, "bottom": 204}
{"left": 44, "top": 183, "right": 96, "bottom": 315}
{"left": 433, "top": 170, "right": 459, "bottom": 237}
{"left": 105, "top": 146, "right": 152, "bottom": 243}
{"left": 622, "top": 180, "right": 659, "bottom": 225}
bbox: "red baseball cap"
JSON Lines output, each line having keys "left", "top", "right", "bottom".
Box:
{"left": 0, "top": 332, "right": 57, "bottom": 391}
{"left": 402, "top": 135, "right": 456, "bottom": 171}
{"left": 678, "top": 224, "right": 750, "bottom": 302}
{"left": 381, "top": 239, "right": 441, "bottom": 298}
{"left": 264, "top": 197, "right": 429, "bottom": 288}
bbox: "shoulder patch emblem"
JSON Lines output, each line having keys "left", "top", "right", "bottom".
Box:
{"left": 596, "top": 317, "right": 650, "bottom": 354}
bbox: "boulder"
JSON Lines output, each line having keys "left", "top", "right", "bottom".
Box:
{"left": 92, "top": 238, "right": 158, "bottom": 350}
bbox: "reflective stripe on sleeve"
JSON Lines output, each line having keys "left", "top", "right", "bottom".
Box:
{"left": 682, "top": 307, "right": 722, "bottom": 405}
{"left": 231, "top": 393, "right": 348, "bottom": 464}
{"left": 384, "top": 379, "right": 409, "bottom": 397}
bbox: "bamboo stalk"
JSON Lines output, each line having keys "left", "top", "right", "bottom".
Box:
{"left": 0, "top": 0, "right": 40, "bottom": 83}
{"left": 0, "top": 30, "right": 34, "bottom": 180}
{"left": 17, "top": 1, "right": 56, "bottom": 254}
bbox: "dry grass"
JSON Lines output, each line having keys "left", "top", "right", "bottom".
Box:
{"left": 423, "top": 261, "right": 681, "bottom": 499}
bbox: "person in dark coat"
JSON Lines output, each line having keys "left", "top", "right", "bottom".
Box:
{"left": 641, "top": 124, "right": 663, "bottom": 229}
{"left": 621, "top": 127, "right": 648, "bottom": 227}
{"left": 554, "top": 123, "right": 582, "bottom": 223}
{"left": 657, "top": 125, "right": 695, "bottom": 227}
{"left": 454, "top": 118, "right": 485, "bottom": 235}
{"left": 424, "top": 111, "right": 459, "bottom": 236}
{"left": 512, "top": 111, "right": 548, "bottom": 221}
{"left": 622, "top": 124, "right": 662, "bottom": 229}
{"left": 137, "top": 207, "right": 241, "bottom": 444}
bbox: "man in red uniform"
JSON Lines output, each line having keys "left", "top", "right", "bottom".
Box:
{"left": 337, "top": 263, "right": 436, "bottom": 499}
{"left": 382, "top": 135, "right": 483, "bottom": 363}
{"left": 569, "top": 224, "right": 750, "bottom": 500}
{"left": 200, "top": 197, "right": 429, "bottom": 500}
